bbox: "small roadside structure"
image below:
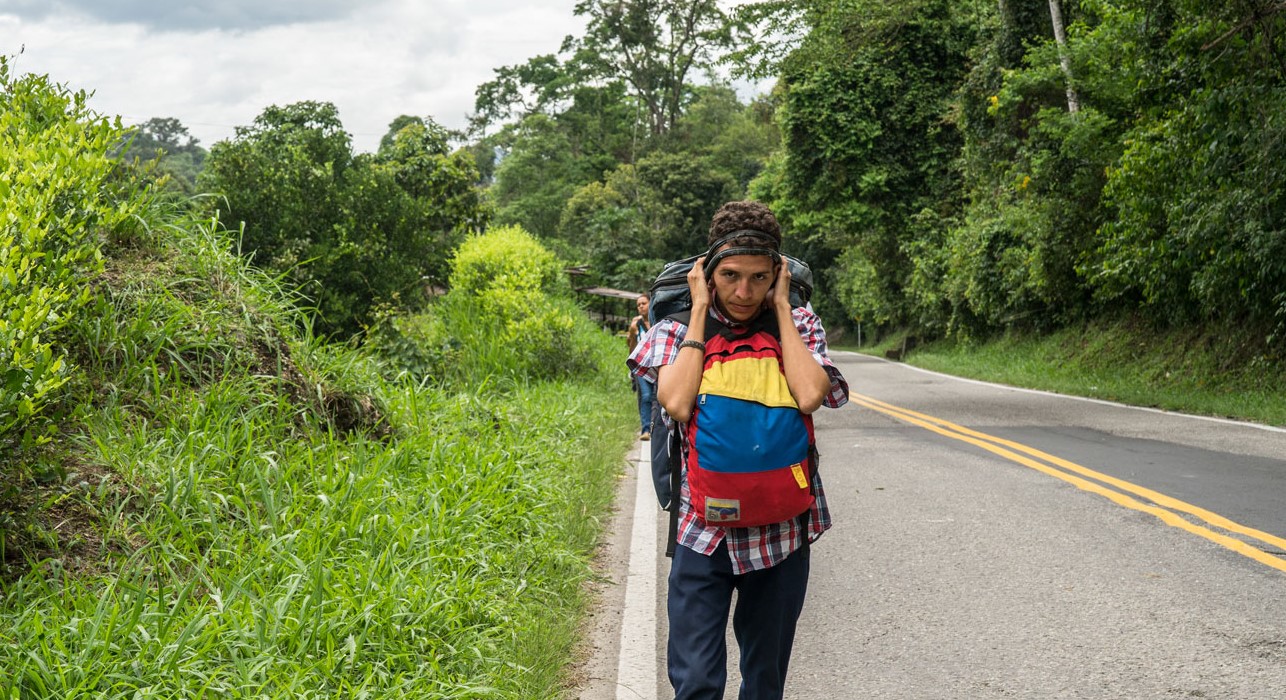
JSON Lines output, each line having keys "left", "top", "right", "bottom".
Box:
{"left": 565, "top": 265, "right": 642, "bottom": 332}
{"left": 577, "top": 285, "right": 642, "bottom": 331}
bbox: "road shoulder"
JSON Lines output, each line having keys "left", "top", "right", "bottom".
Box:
{"left": 569, "top": 444, "right": 638, "bottom": 699}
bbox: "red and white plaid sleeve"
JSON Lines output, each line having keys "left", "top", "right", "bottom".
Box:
{"left": 626, "top": 318, "right": 687, "bottom": 381}
{"left": 792, "top": 307, "right": 849, "bottom": 408}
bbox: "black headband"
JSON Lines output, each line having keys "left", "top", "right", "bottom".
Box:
{"left": 702, "top": 229, "right": 781, "bottom": 277}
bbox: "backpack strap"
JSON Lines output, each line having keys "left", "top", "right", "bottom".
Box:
{"left": 664, "top": 426, "right": 682, "bottom": 558}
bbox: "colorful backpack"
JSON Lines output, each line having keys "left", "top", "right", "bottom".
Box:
{"left": 647, "top": 253, "right": 814, "bottom": 518}
{"left": 672, "top": 310, "right": 817, "bottom": 528}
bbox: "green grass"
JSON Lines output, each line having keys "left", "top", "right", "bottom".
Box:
{"left": 852, "top": 320, "right": 1286, "bottom": 428}
{"left": 0, "top": 200, "right": 637, "bottom": 698}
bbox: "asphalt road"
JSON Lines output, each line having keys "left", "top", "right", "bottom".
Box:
{"left": 578, "top": 351, "right": 1286, "bottom": 700}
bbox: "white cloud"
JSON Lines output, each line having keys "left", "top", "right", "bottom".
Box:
{"left": 3, "top": 0, "right": 367, "bottom": 32}
{"left": 1, "top": 0, "right": 586, "bottom": 152}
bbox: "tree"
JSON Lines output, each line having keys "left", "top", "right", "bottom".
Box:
{"left": 560, "top": 149, "right": 738, "bottom": 290}
{"left": 753, "top": 0, "right": 977, "bottom": 329}
{"left": 200, "top": 101, "right": 351, "bottom": 274}
{"left": 474, "top": 57, "right": 638, "bottom": 248}
{"left": 1047, "top": 0, "right": 1080, "bottom": 113}
{"left": 473, "top": 54, "right": 637, "bottom": 166}
{"left": 633, "top": 150, "right": 739, "bottom": 259}
{"left": 566, "top": 0, "right": 738, "bottom": 137}
{"left": 943, "top": 0, "right": 1114, "bottom": 334}
{"left": 470, "top": 54, "right": 575, "bottom": 134}
{"left": 201, "top": 104, "right": 488, "bottom": 336}
{"left": 665, "top": 85, "right": 780, "bottom": 192}
{"left": 115, "top": 117, "right": 207, "bottom": 194}
{"left": 489, "top": 114, "right": 586, "bottom": 242}
{"left": 375, "top": 116, "right": 490, "bottom": 287}
{"left": 1086, "top": 0, "right": 1286, "bottom": 339}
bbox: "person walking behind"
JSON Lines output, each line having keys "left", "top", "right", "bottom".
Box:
{"left": 627, "top": 201, "right": 849, "bottom": 699}
{"left": 626, "top": 292, "right": 657, "bottom": 440}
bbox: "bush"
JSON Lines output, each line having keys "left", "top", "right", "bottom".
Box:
{"left": 0, "top": 61, "right": 138, "bottom": 456}
{"left": 369, "top": 225, "right": 613, "bottom": 386}
{"left": 449, "top": 225, "right": 568, "bottom": 298}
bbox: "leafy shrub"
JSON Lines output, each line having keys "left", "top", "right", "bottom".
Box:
{"left": 449, "top": 224, "right": 568, "bottom": 297}
{"left": 365, "top": 302, "right": 462, "bottom": 382}
{"left": 0, "top": 61, "right": 137, "bottom": 455}
{"left": 370, "top": 225, "right": 611, "bottom": 386}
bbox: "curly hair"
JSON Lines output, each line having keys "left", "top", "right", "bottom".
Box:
{"left": 708, "top": 200, "right": 782, "bottom": 250}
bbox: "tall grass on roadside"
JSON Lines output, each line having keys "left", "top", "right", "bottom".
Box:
{"left": 900, "top": 319, "right": 1286, "bottom": 427}
{"left": 0, "top": 192, "right": 636, "bottom": 697}
{"left": 3, "top": 378, "right": 629, "bottom": 698}
{"left": 367, "top": 292, "right": 607, "bottom": 390}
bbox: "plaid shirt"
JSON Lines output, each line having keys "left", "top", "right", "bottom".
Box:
{"left": 627, "top": 305, "right": 849, "bottom": 573}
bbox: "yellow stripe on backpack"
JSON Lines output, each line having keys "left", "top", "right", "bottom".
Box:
{"left": 700, "top": 356, "right": 798, "bottom": 408}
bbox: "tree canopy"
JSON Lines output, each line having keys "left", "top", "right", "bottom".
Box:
{"left": 115, "top": 116, "right": 207, "bottom": 194}
{"left": 200, "top": 104, "right": 488, "bottom": 337}
{"left": 97, "top": 0, "right": 1286, "bottom": 348}
{"left": 726, "top": 0, "right": 1286, "bottom": 347}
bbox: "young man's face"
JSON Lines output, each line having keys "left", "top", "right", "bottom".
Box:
{"left": 709, "top": 253, "right": 775, "bottom": 323}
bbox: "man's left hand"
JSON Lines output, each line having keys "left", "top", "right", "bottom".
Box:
{"left": 766, "top": 260, "right": 792, "bottom": 313}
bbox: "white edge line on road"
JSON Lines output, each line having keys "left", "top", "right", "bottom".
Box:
{"left": 615, "top": 442, "right": 658, "bottom": 700}
{"left": 831, "top": 350, "right": 1286, "bottom": 435}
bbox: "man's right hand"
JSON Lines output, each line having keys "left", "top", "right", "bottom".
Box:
{"left": 688, "top": 255, "right": 711, "bottom": 311}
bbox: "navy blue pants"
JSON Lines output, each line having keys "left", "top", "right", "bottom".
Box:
{"left": 667, "top": 539, "right": 811, "bottom": 700}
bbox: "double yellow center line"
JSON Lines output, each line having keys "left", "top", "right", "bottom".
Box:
{"left": 851, "top": 392, "right": 1286, "bottom": 574}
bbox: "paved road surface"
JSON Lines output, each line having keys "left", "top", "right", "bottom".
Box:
{"left": 578, "top": 352, "right": 1286, "bottom": 699}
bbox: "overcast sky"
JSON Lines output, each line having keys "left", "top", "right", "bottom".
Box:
{"left": 0, "top": 0, "right": 596, "bottom": 152}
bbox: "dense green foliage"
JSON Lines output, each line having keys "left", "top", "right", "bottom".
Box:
{"left": 559, "top": 143, "right": 742, "bottom": 291}
{"left": 31, "top": 0, "right": 1282, "bottom": 350}
{"left": 1, "top": 68, "right": 636, "bottom": 697}
{"left": 745, "top": 0, "right": 1286, "bottom": 350}
{"left": 200, "top": 105, "right": 489, "bottom": 337}
{"left": 0, "top": 60, "right": 139, "bottom": 471}
{"left": 749, "top": 0, "right": 978, "bottom": 329}
{"left": 488, "top": 113, "right": 594, "bottom": 241}
{"left": 1085, "top": 0, "right": 1286, "bottom": 334}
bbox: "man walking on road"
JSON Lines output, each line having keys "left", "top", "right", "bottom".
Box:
{"left": 627, "top": 201, "right": 849, "bottom": 699}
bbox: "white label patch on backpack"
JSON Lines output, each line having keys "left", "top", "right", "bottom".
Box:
{"left": 704, "top": 498, "right": 741, "bottom": 523}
